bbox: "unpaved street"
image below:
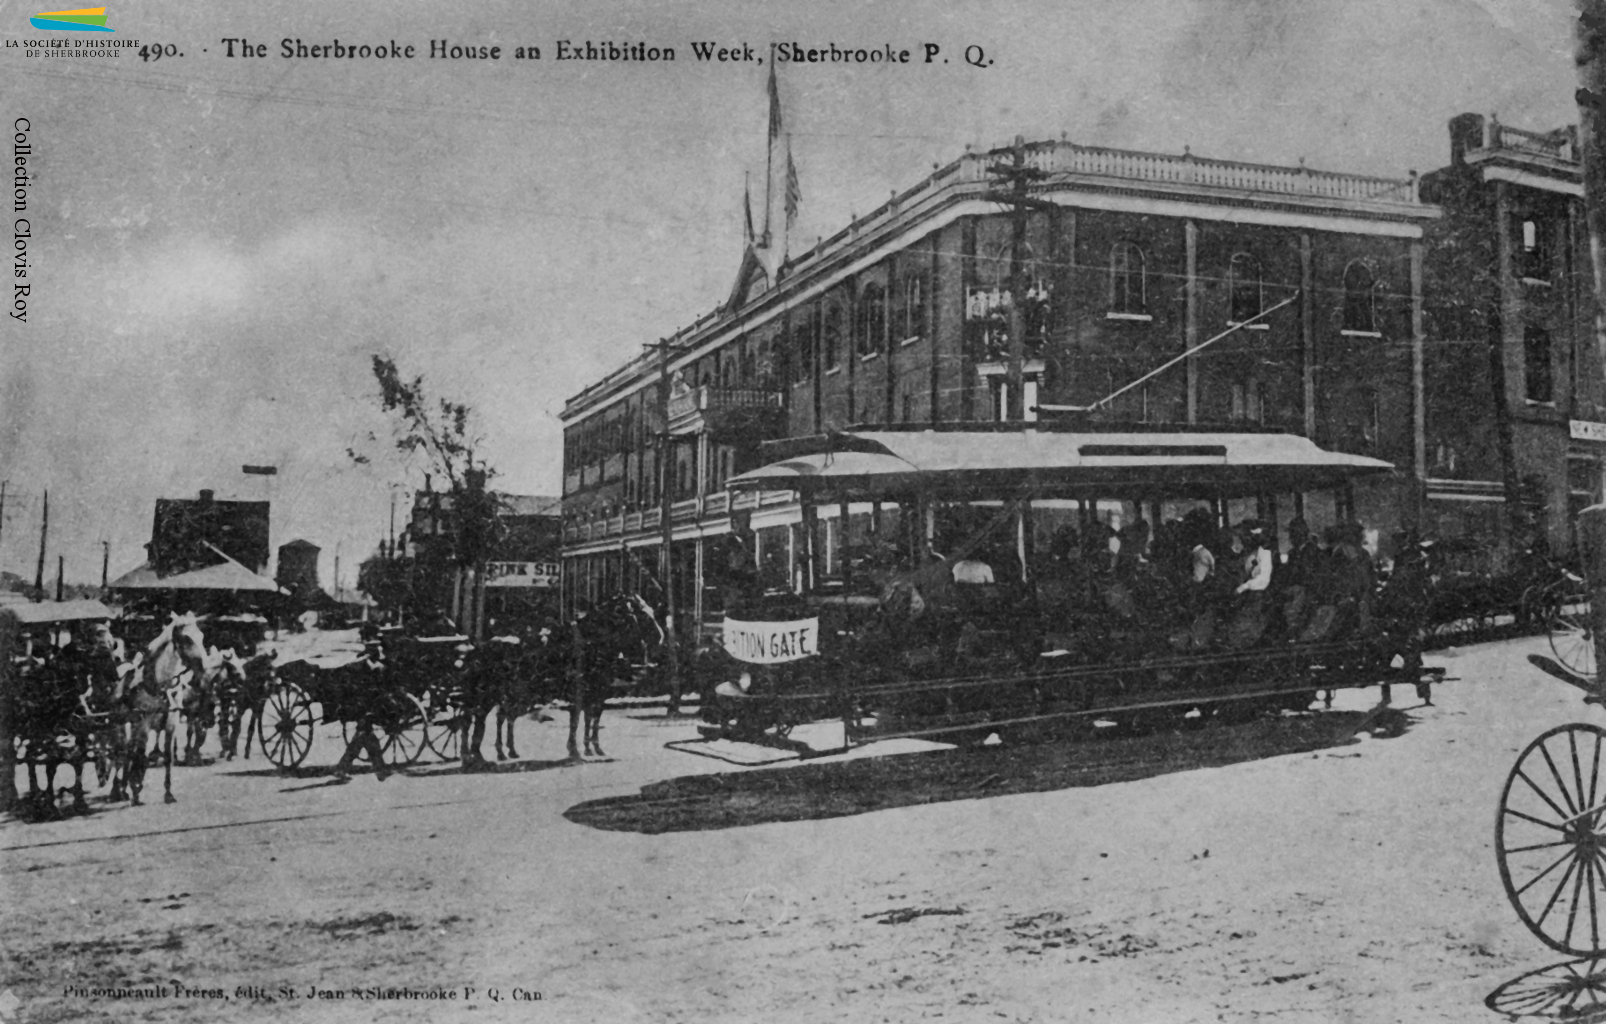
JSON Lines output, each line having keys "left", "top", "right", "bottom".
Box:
{"left": 0, "top": 631, "right": 1588, "bottom": 1023}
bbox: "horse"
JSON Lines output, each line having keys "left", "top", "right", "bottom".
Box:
{"left": 122, "top": 612, "right": 207, "bottom": 805}
{"left": 457, "top": 621, "right": 565, "bottom": 767}
{"left": 566, "top": 592, "right": 666, "bottom": 760}
{"left": 215, "top": 649, "right": 278, "bottom": 760}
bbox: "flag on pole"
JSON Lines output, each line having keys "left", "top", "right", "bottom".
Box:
{"left": 767, "top": 63, "right": 782, "bottom": 140}
{"left": 744, "top": 172, "right": 756, "bottom": 243}
{"left": 784, "top": 142, "right": 802, "bottom": 228}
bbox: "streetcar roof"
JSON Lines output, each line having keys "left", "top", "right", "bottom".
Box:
{"left": 727, "top": 428, "right": 1394, "bottom": 499}
{"left": 0, "top": 599, "right": 116, "bottom": 625}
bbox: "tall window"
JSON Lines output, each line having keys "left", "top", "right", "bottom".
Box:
{"left": 1342, "top": 261, "right": 1377, "bottom": 334}
{"left": 791, "top": 316, "right": 813, "bottom": 384}
{"left": 1520, "top": 218, "right": 1551, "bottom": 281}
{"left": 896, "top": 272, "right": 926, "bottom": 342}
{"left": 857, "top": 283, "right": 886, "bottom": 358}
{"left": 822, "top": 304, "right": 842, "bottom": 370}
{"left": 1110, "top": 242, "right": 1146, "bottom": 315}
{"left": 1228, "top": 253, "right": 1263, "bottom": 324}
{"left": 1525, "top": 323, "right": 1554, "bottom": 403}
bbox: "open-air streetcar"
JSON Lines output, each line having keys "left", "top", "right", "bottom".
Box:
{"left": 702, "top": 422, "right": 1445, "bottom": 750}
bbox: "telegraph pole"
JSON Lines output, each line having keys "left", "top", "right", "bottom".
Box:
{"left": 33, "top": 488, "right": 47, "bottom": 600}
{"left": 984, "top": 137, "right": 1052, "bottom": 421}
{"left": 101, "top": 540, "right": 110, "bottom": 590}
{"left": 647, "top": 336, "right": 686, "bottom": 715}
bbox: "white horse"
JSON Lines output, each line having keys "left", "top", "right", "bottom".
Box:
{"left": 123, "top": 613, "right": 207, "bottom": 805}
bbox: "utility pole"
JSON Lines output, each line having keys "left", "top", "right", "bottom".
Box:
{"left": 101, "top": 540, "right": 109, "bottom": 590}
{"left": 1575, "top": 2, "right": 1606, "bottom": 698}
{"left": 0, "top": 480, "right": 8, "bottom": 569}
{"left": 33, "top": 488, "right": 47, "bottom": 600}
{"left": 984, "top": 136, "right": 1051, "bottom": 421}
{"left": 55, "top": 554, "right": 63, "bottom": 601}
{"left": 647, "top": 336, "right": 686, "bottom": 715}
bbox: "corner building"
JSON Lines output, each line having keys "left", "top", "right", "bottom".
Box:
{"left": 561, "top": 123, "right": 1602, "bottom": 634}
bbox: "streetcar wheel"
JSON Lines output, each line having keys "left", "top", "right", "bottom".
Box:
{"left": 1552, "top": 605, "right": 1597, "bottom": 681}
{"left": 256, "top": 684, "right": 315, "bottom": 770}
{"left": 380, "top": 695, "right": 430, "bottom": 767}
{"left": 1497, "top": 722, "right": 1606, "bottom": 957}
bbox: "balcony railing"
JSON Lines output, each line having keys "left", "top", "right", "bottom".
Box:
{"left": 561, "top": 490, "right": 794, "bottom": 546}
{"left": 667, "top": 385, "right": 785, "bottom": 430}
{"left": 1465, "top": 116, "right": 1578, "bottom": 168}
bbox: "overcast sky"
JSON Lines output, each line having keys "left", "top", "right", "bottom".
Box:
{"left": 0, "top": 0, "right": 1581, "bottom": 589}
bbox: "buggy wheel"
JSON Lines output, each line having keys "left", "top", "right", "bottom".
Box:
{"left": 1497, "top": 723, "right": 1606, "bottom": 957}
{"left": 256, "top": 684, "right": 315, "bottom": 770}
{"left": 380, "top": 695, "right": 430, "bottom": 767}
{"left": 425, "top": 701, "right": 463, "bottom": 761}
{"left": 1484, "top": 957, "right": 1606, "bottom": 1019}
{"left": 1552, "top": 603, "right": 1598, "bottom": 682}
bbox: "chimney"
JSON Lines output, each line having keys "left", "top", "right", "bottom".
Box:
{"left": 199, "top": 489, "right": 215, "bottom": 502}
{"left": 1448, "top": 113, "right": 1485, "bottom": 167}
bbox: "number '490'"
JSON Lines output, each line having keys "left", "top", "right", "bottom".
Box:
{"left": 139, "top": 44, "right": 179, "bottom": 61}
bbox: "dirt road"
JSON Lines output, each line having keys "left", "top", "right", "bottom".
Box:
{"left": 0, "top": 631, "right": 1588, "bottom": 1023}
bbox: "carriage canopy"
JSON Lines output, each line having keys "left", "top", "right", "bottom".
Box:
{"left": 726, "top": 428, "right": 1394, "bottom": 501}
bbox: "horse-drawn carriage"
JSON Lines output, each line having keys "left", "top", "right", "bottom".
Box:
{"left": 703, "top": 425, "right": 1445, "bottom": 750}
{"left": 1, "top": 600, "right": 122, "bottom": 816}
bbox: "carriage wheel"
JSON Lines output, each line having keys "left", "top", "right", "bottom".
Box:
{"left": 1497, "top": 723, "right": 1606, "bottom": 957}
{"left": 379, "top": 695, "right": 430, "bottom": 768}
{"left": 256, "top": 684, "right": 315, "bottom": 770}
{"left": 1484, "top": 956, "right": 1606, "bottom": 1020}
{"left": 1552, "top": 603, "right": 1598, "bottom": 682}
{"left": 425, "top": 699, "right": 464, "bottom": 761}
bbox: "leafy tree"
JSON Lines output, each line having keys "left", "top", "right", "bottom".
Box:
{"left": 351, "top": 355, "right": 503, "bottom": 571}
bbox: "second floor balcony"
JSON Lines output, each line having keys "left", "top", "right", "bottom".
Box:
{"left": 667, "top": 384, "right": 787, "bottom": 443}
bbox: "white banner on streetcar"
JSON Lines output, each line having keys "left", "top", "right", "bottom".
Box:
{"left": 722, "top": 617, "right": 819, "bottom": 664}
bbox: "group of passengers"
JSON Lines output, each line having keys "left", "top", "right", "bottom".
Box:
{"left": 921, "top": 508, "right": 1422, "bottom": 654}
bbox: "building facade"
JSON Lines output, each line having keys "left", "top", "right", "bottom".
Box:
{"left": 560, "top": 118, "right": 1604, "bottom": 633}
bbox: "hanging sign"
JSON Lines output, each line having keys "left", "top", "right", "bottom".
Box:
{"left": 485, "top": 561, "right": 560, "bottom": 588}
{"left": 1572, "top": 421, "right": 1606, "bottom": 443}
{"left": 721, "top": 616, "right": 819, "bottom": 664}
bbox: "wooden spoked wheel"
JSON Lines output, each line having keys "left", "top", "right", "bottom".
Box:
{"left": 1551, "top": 603, "right": 1597, "bottom": 682}
{"left": 380, "top": 694, "right": 430, "bottom": 767}
{"left": 256, "top": 684, "right": 316, "bottom": 770}
{"left": 1483, "top": 957, "right": 1606, "bottom": 1020}
{"left": 424, "top": 693, "right": 464, "bottom": 762}
{"left": 1498, "top": 723, "right": 1606, "bottom": 957}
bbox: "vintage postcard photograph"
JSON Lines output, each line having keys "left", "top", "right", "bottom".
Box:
{"left": 2, "top": 0, "right": 1602, "bottom": 1021}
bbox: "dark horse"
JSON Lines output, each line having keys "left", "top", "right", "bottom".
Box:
{"left": 458, "top": 594, "right": 665, "bottom": 765}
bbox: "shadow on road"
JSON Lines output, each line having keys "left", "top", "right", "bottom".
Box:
{"left": 565, "top": 706, "right": 1414, "bottom": 834}
{"left": 1486, "top": 958, "right": 1606, "bottom": 1021}
{"left": 1528, "top": 654, "right": 1596, "bottom": 695}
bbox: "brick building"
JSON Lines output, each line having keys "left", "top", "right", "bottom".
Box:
{"left": 560, "top": 119, "right": 1604, "bottom": 631}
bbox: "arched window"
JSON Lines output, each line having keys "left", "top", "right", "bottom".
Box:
{"left": 857, "top": 283, "right": 886, "bottom": 358}
{"left": 896, "top": 272, "right": 926, "bottom": 342}
{"left": 1342, "top": 261, "right": 1377, "bottom": 334}
{"left": 822, "top": 304, "right": 842, "bottom": 370}
{"left": 1111, "top": 242, "right": 1146, "bottom": 315}
{"left": 1228, "top": 253, "right": 1263, "bottom": 324}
